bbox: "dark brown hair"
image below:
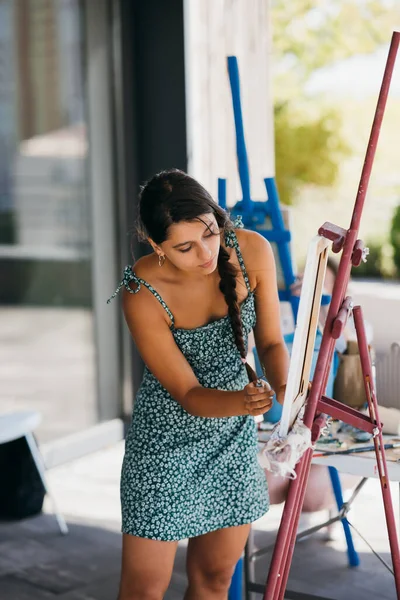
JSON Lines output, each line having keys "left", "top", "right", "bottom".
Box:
{"left": 138, "top": 168, "right": 257, "bottom": 381}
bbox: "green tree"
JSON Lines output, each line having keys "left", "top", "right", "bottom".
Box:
{"left": 390, "top": 204, "right": 400, "bottom": 275}
{"left": 271, "top": 0, "right": 399, "bottom": 204}
{"left": 274, "top": 103, "right": 348, "bottom": 205}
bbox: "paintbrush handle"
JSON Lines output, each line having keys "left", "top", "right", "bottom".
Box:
{"left": 315, "top": 442, "right": 400, "bottom": 458}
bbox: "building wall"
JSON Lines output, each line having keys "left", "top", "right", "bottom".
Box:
{"left": 184, "top": 0, "right": 274, "bottom": 206}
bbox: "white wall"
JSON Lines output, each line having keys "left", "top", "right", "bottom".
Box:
{"left": 184, "top": 0, "right": 274, "bottom": 206}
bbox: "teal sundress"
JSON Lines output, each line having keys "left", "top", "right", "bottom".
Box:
{"left": 109, "top": 219, "right": 269, "bottom": 541}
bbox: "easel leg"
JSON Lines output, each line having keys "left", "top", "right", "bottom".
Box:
{"left": 328, "top": 466, "right": 359, "bottom": 567}
{"left": 275, "top": 452, "right": 315, "bottom": 600}
{"left": 263, "top": 448, "right": 313, "bottom": 600}
{"left": 354, "top": 306, "right": 400, "bottom": 596}
{"left": 274, "top": 415, "right": 330, "bottom": 599}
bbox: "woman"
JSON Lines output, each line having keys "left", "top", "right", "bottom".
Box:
{"left": 109, "top": 169, "right": 289, "bottom": 600}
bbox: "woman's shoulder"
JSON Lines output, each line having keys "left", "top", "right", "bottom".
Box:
{"left": 131, "top": 253, "right": 157, "bottom": 280}
{"left": 235, "top": 227, "right": 274, "bottom": 267}
{"left": 122, "top": 254, "right": 171, "bottom": 324}
{"left": 121, "top": 254, "right": 158, "bottom": 303}
{"left": 230, "top": 227, "right": 275, "bottom": 289}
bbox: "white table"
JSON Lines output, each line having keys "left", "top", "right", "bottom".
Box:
{"left": 313, "top": 441, "right": 400, "bottom": 550}
{"left": 313, "top": 443, "right": 400, "bottom": 482}
{"left": 245, "top": 435, "right": 400, "bottom": 600}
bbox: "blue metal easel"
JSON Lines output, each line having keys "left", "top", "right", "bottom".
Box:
{"left": 222, "top": 56, "right": 359, "bottom": 600}
{"left": 219, "top": 57, "right": 300, "bottom": 323}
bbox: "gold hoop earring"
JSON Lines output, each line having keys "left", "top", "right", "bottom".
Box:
{"left": 158, "top": 254, "right": 166, "bottom": 267}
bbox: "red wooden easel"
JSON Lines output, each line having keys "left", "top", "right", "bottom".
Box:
{"left": 264, "top": 31, "right": 400, "bottom": 600}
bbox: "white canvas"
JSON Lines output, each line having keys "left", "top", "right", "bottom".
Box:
{"left": 279, "top": 235, "right": 331, "bottom": 438}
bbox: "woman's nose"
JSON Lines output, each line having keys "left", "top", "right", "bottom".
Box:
{"left": 199, "top": 243, "right": 212, "bottom": 261}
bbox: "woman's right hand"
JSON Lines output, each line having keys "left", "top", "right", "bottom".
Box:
{"left": 243, "top": 380, "right": 274, "bottom": 417}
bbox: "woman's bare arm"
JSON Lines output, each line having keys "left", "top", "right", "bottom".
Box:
{"left": 238, "top": 230, "right": 290, "bottom": 403}
{"left": 122, "top": 285, "right": 271, "bottom": 417}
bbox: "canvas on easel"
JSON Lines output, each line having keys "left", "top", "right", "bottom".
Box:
{"left": 279, "top": 235, "right": 331, "bottom": 438}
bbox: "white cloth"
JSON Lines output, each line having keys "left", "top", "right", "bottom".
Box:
{"left": 258, "top": 410, "right": 313, "bottom": 479}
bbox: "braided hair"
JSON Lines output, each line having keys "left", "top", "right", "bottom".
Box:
{"left": 137, "top": 169, "right": 257, "bottom": 382}
{"left": 217, "top": 244, "right": 258, "bottom": 381}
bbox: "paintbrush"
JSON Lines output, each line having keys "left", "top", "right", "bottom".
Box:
{"left": 314, "top": 441, "right": 400, "bottom": 458}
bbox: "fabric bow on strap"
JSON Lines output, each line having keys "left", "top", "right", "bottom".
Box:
{"left": 107, "top": 266, "right": 141, "bottom": 304}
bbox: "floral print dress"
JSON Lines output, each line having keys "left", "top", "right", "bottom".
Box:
{"left": 109, "top": 220, "right": 269, "bottom": 541}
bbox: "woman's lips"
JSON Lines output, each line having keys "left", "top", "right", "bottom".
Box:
{"left": 200, "top": 256, "right": 216, "bottom": 268}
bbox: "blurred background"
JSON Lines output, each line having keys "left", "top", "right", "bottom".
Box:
{"left": 1, "top": 3, "right": 400, "bottom": 600}
{"left": 0, "top": 0, "right": 399, "bottom": 462}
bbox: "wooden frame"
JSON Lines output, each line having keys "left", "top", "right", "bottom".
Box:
{"left": 279, "top": 235, "right": 331, "bottom": 437}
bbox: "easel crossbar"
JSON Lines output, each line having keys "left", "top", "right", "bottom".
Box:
{"left": 317, "top": 396, "right": 379, "bottom": 433}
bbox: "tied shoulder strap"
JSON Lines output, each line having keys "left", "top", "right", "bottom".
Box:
{"left": 107, "top": 265, "right": 175, "bottom": 327}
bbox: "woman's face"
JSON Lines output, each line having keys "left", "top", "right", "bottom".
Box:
{"left": 158, "top": 213, "right": 221, "bottom": 274}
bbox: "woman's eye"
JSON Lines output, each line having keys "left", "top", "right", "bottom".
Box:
{"left": 179, "top": 246, "right": 192, "bottom": 253}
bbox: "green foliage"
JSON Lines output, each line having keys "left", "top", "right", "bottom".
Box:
{"left": 274, "top": 104, "right": 348, "bottom": 205}
{"left": 271, "top": 0, "right": 399, "bottom": 86}
{"left": 271, "top": 0, "right": 399, "bottom": 205}
{"left": 390, "top": 204, "right": 400, "bottom": 275}
{"left": 351, "top": 238, "right": 397, "bottom": 279}
{"left": 351, "top": 241, "right": 383, "bottom": 279}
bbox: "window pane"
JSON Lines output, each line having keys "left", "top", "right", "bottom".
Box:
{"left": 0, "top": 0, "right": 97, "bottom": 442}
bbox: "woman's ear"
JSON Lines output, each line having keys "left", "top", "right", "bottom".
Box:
{"left": 148, "top": 238, "right": 162, "bottom": 255}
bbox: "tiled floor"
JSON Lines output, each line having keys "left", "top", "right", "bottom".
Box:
{"left": 0, "top": 442, "right": 398, "bottom": 599}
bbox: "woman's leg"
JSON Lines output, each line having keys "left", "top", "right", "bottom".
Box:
{"left": 302, "top": 465, "right": 335, "bottom": 512}
{"left": 184, "top": 523, "right": 251, "bottom": 600}
{"left": 265, "top": 465, "right": 335, "bottom": 512}
{"left": 118, "top": 533, "right": 178, "bottom": 600}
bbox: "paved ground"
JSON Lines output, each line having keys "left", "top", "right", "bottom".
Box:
{"left": 0, "top": 442, "right": 398, "bottom": 600}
